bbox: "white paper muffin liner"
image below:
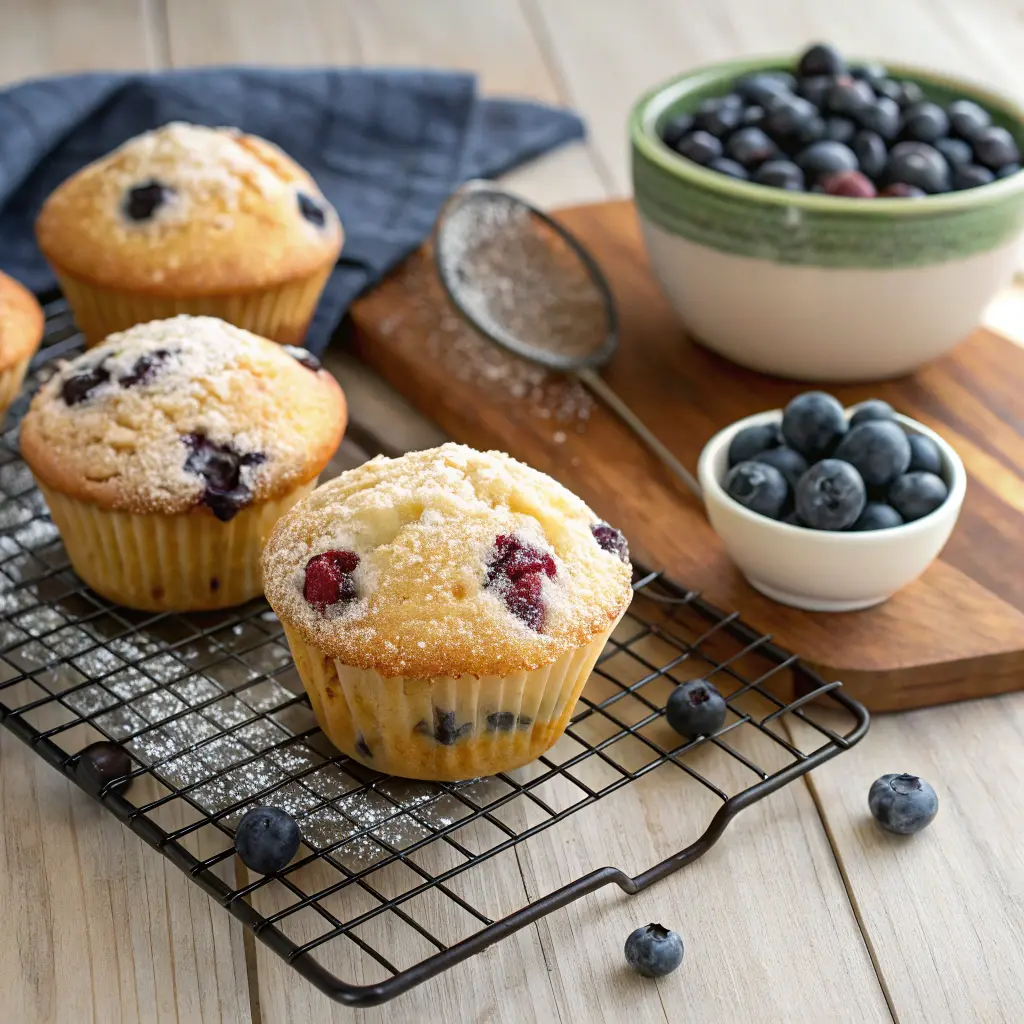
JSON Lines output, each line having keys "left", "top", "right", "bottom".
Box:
{"left": 282, "top": 610, "right": 626, "bottom": 781}
{"left": 37, "top": 480, "right": 317, "bottom": 611}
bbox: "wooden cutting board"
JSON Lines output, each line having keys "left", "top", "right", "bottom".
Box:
{"left": 349, "top": 199, "right": 1024, "bottom": 712}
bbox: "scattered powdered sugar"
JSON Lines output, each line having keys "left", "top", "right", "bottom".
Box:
{"left": 376, "top": 249, "right": 594, "bottom": 430}
{"left": 435, "top": 194, "right": 610, "bottom": 363}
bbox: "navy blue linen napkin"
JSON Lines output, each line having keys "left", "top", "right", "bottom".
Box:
{"left": 0, "top": 67, "right": 584, "bottom": 353}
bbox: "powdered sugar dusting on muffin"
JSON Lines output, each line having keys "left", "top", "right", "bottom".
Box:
{"left": 20, "top": 315, "right": 346, "bottom": 516}
{"left": 262, "top": 444, "right": 633, "bottom": 678}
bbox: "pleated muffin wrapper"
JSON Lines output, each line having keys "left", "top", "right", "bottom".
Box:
{"left": 282, "top": 610, "right": 626, "bottom": 782}
{"left": 37, "top": 480, "right": 317, "bottom": 612}
{"left": 52, "top": 265, "right": 334, "bottom": 349}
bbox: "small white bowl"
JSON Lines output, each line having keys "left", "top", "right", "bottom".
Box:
{"left": 697, "top": 408, "right": 967, "bottom": 612}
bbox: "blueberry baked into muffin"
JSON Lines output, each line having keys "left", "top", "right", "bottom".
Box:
{"left": 20, "top": 315, "right": 346, "bottom": 611}
{"left": 35, "top": 122, "right": 342, "bottom": 347}
{"left": 0, "top": 270, "right": 44, "bottom": 417}
{"left": 262, "top": 444, "right": 633, "bottom": 781}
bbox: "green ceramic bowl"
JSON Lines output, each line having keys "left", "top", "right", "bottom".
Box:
{"left": 630, "top": 56, "right": 1024, "bottom": 381}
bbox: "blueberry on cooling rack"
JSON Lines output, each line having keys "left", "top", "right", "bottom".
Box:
{"left": 76, "top": 741, "right": 133, "bottom": 794}
{"left": 665, "top": 679, "right": 728, "bottom": 740}
{"left": 235, "top": 806, "right": 302, "bottom": 874}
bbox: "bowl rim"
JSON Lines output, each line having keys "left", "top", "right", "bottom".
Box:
{"left": 630, "top": 54, "right": 1024, "bottom": 214}
{"left": 697, "top": 405, "right": 968, "bottom": 540}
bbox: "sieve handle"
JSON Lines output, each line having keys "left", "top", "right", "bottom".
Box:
{"left": 576, "top": 367, "right": 703, "bottom": 499}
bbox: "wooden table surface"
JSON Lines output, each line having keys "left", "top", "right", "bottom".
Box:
{"left": 1, "top": 3, "right": 1023, "bottom": 1023}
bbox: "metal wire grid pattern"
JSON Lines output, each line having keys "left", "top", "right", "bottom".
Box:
{"left": 0, "top": 301, "right": 869, "bottom": 1006}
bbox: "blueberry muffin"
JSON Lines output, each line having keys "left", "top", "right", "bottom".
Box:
{"left": 0, "top": 271, "right": 44, "bottom": 416}
{"left": 20, "top": 315, "right": 346, "bottom": 610}
{"left": 262, "top": 444, "right": 633, "bottom": 781}
{"left": 35, "top": 122, "right": 342, "bottom": 347}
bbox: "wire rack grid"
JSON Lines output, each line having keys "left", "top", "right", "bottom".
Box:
{"left": 0, "top": 300, "right": 869, "bottom": 1007}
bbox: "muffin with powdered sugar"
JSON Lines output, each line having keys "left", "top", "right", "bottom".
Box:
{"left": 262, "top": 443, "right": 633, "bottom": 781}
{"left": 21, "top": 315, "right": 346, "bottom": 610}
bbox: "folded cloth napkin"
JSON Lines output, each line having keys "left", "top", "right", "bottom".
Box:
{"left": 0, "top": 67, "right": 584, "bottom": 353}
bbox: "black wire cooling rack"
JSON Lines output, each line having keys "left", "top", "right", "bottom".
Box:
{"left": 0, "top": 300, "right": 869, "bottom": 1007}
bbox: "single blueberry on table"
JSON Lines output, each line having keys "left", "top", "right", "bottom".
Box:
{"left": 851, "top": 502, "right": 904, "bottom": 531}
{"left": 947, "top": 99, "right": 991, "bottom": 140}
{"left": 725, "top": 127, "right": 777, "bottom": 168}
{"left": 934, "top": 137, "right": 973, "bottom": 169}
{"left": 795, "top": 459, "right": 867, "bottom": 530}
{"left": 297, "top": 191, "right": 327, "bottom": 227}
{"left": 707, "top": 157, "right": 749, "bottom": 180}
{"left": 76, "top": 741, "right": 133, "bottom": 794}
{"left": 665, "top": 679, "right": 727, "bottom": 740}
{"left": 795, "top": 140, "right": 859, "bottom": 182}
{"left": 885, "top": 141, "right": 951, "bottom": 194}
{"left": 624, "top": 923, "right": 684, "bottom": 978}
{"left": 727, "top": 422, "right": 783, "bottom": 466}
{"left": 781, "top": 391, "right": 848, "bottom": 460}
{"left": 888, "top": 471, "right": 948, "bottom": 521}
{"left": 753, "top": 160, "right": 806, "bottom": 191}
{"left": 661, "top": 112, "right": 695, "bottom": 149}
{"left": 751, "top": 446, "right": 808, "bottom": 490}
{"left": 869, "top": 773, "right": 938, "bottom": 835}
{"left": 675, "top": 130, "right": 723, "bottom": 165}
{"left": 724, "top": 461, "right": 789, "bottom": 519}
{"left": 860, "top": 97, "right": 901, "bottom": 140}
{"left": 235, "top": 806, "right": 301, "bottom": 875}
{"left": 972, "top": 126, "right": 1021, "bottom": 169}
{"left": 798, "top": 43, "right": 846, "bottom": 78}
{"left": 899, "top": 101, "right": 950, "bottom": 143}
{"left": 833, "top": 420, "right": 912, "bottom": 489}
{"left": 849, "top": 399, "right": 896, "bottom": 428}
{"left": 907, "top": 434, "right": 943, "bottom": 475}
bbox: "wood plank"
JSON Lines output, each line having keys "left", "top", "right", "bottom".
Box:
{"left": 0, "top": 727, "right": 252, "bottom": 1024}
{"left": 342, "top": 0, "right": 610, "bottom": 208}
{"left": 165, "top": 0, "right": 360, "bottom": 66}
{"left": 789, "top": 698, "right": 1024, "bottom": 1024}
{"left": 0, "top": 0, "right": 160, "bottom": 86}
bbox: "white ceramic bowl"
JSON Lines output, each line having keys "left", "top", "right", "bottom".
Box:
{"left": 697, "top": 408, "right": 966, "bottom": 611}
{"left": 630, "top": 58, "right": 1024, "bottom": 381}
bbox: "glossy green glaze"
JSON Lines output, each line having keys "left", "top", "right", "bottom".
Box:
{"left": 630, "top": 57, "right": 1024, "bottom": 267}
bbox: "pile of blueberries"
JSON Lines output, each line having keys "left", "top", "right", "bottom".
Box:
{"left": 661, "top": 43, "right": 1021, "bottom": 195}
{"left": 724, "top": 392, "right": 949, "bottom": 531}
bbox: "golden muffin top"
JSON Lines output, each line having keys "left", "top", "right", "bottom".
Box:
{"left": 20, "top": 316, "right": 346, "bottom": 518}
{"left": 262, "top": 443, "right": 633, "bottom": 678}
{"left": 0, "top": 271, "right": 44, "bottom": 373}
{"left": 35, "top": 122, "right": 343, "bottom": 294}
